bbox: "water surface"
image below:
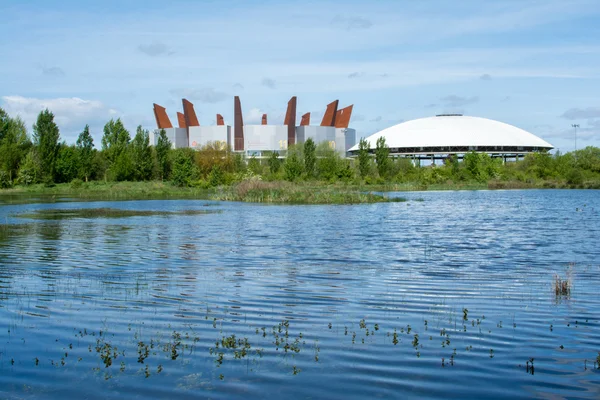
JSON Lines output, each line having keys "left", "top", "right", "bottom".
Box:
{"left": 0, "top": 190, "right": 599, "bottom": 399}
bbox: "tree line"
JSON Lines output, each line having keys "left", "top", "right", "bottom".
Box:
{"left": 1, "top": 107, "right": 599, "bottom": 189}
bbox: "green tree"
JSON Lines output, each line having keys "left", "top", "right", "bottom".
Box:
{"left": 303, "top": 138, "right": 316, "bottom": 178}
{"left": 76, "top": 125, "right": 94, "bottom": 182}
{"left": 131, "top": 125, "right": 153, "bottom": 181}
{"left": 357, "top": 137, "right": 371, "bottom": 178}
{"left": 267, "top": 151, "right": 280, "bottom": 175}
{"left": 284, "top": 148, "right": 304, "bottom": 182}
{"left": 101, "top": 119, "right": 132, "bottom": 181}
{"left": 32, "top": 109, "right": 61, "bottom": 183}
{"left": 374, "top": 136, "right": 390, "bottom": 178}
{"left": 55, "top": 144, "right": 80, "bottom": 183}
{"left": 0, "top": 116, "right": 31, "bottom": 181}
{"left": 171, "top": 148, "right": 197, "bottom": 187}
{"left": 316, "top": 142, "right": 340, "bottom": 181}
{"left": 155, "top": 128, "right": 172, "bottom": 180}
{"left": 17, "top": 150, "right": 40, "bottom": 185}
{"left": 464, "top": 151, "right": 483, "bottom": 181}
{"left": 248, "top": 155, "right": 261, "bottom": 175}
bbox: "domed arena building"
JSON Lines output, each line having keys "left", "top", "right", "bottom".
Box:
{"left": 348, "top": 114, "right": 553, "bottom": 161}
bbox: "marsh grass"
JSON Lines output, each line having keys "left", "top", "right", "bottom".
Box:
{"left": 554, "top": 264, "right": 573, "bottom": 297}
{"left": 212, "top": 179, "right": 408, "bottom": 204}
{"left": 554, "top": 275, "right": 571, "bottom": 296}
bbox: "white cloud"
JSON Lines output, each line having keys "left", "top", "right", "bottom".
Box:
{"left": 245, "top": 108, "right": 265, "bottom": 124}
{"left": 1, "top": 96, "right": 119, "bottom": 141}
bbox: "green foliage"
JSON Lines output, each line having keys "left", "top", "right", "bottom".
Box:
{"left": 303, "top": 138, "right": 316, "bottom": 178}
{"left": 55, "top": 144, "right": 80, "bottom": 183}
{"left": 0, "top": 170, "right": 12, "bottom": 188}
{"left": 76, "top": 125, "right": 94, "bottom": 182}
{"left": 464, "top": 151, "right": 484, "bottom": 182}
{"left": 32, "top": 109, "right": 61, "bottom": 182}
{"left": 101, "top": 119, "right": 132, "bottom": 181}
{"left": 316, "top": 143, "right": 341, "bottom": 181}
{"left": 233, "top": 153, "right": 246, "bottom": 173}
{"left": 0, "top": 116, "right": 31, "bottom": 181}
{"left": 131, "top": 125, "right": 153, "bottom": 181}
{"left": 17, "top": 150, "right": 39, "bottom": 185}
{"left": 155, "top": 129, "right": 172, "bottom": 180}
{"left": 375, "top": 136, "right": 390, "bottom": 178}
{"left": 101, "top": 119, "right": 130, "bottom": 161}
{"left": 267, "top": 151, "right": 281, "bottom": 175}
{"left": 208, "top": 165, "right": 224, "bottom": 187}
{"left": 284, "top": 148, "right": 304, "bottom": 182}
{"left": 111, "top": 150, "right": 134, "bottom": 181}
{"left": 248, "top": 155, "right": 261, "bottom": 175}
{"left": 574, "top": 146, "right": 600, "bottom": 173}
{"left": 171, "top": 149, "right": 197, "bottom": 187}
{"left": 357, "top": 137, "right": 371, "bottom": 178}
{"left": 566, "top": 168, "right": 583, "bottom": 185}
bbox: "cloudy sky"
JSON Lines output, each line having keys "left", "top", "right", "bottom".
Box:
{"left": 1, "top": 0, "right": 600, "bottom": 152}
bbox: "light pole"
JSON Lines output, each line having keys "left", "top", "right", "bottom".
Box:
{"left": 571, "top": 124, "right": 579, "bottom": 152}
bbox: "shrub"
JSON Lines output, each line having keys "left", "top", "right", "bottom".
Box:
{"left": 208, "top": 165, "right": 224, "bottom": 187}
{"left": 0, "top": 170, "right": 12, "bottom": 189}
{"left": 70, "top": 178, "right": 84, "bottom": 189}
{"left": 284, "top": 151, "right": 303, "bottom": 182}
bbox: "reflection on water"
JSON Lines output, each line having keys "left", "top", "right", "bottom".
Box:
{"left": 0, "top": 192, "right": 599, "bottom": 399}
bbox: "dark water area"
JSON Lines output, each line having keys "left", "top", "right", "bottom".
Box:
{"left": 0, "top": 190, "right": 599, "bottom": 399}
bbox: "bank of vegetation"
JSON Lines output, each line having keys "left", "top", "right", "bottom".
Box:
{"left": 1, "top": 107, "right": 599, "bottom": 203}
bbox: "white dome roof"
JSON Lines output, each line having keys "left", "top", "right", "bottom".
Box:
{"left": 349, "top": 115, "right": 553, "bottom": 153}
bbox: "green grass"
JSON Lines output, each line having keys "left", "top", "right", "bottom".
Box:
{"left": 211, "top": 179, "right": 407, "bottom": 204}
{"left": 0, "top": 180, "right": 410, "bottom": 205}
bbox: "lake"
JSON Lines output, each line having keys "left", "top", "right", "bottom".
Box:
{"left": 0, "top": 190, "right": 599, "bottom": 399}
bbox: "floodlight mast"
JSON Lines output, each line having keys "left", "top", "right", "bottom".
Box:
{"left": 571, "top": 123, "right": 579, "bottom": 152}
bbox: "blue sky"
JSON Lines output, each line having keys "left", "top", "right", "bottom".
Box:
{"left": 1, "top": 0, "right": 599, "bottom": 152}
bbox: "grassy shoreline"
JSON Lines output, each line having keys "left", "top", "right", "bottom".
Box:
{"left": 0, "top": 178, "right": 596, "bottom": 205}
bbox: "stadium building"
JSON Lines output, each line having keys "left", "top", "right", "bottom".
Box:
{"left": 348, "top": 114, "right": 553, "bottom": 162}
{"left": 150, "top": 96, "right": 356, "bottom": 156}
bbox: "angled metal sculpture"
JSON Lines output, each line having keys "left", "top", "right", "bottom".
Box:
{"left": 334, "top": 105, "right": 353, "bottom": 128}
{"left": 216, "top": 114, "right": 224, "bottom": 126}
{"left": 262, "top": 114, "right": 267, "bottom": 125}
{"left": 234, "top": 96, "right": 244, "bottom": 151}
{"left": 284, "top": 96, "right": 297, "bottom": 146}
{"left": 153, "top": 103, "right": 173, "bottom": 129}
{"left": 182, "top": 99, "right": 200, "bottom": 127}
{"left": 300, "top": 112, "right": 310, "bottom": 126}
{"left": 177, "top": 112, "right": 186, "bottom": 128}
{"left": 320, "top": 100, "right": 339, "bottom": 127}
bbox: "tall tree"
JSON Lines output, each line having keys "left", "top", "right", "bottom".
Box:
{"left": 303, "top": 137, "right": 316, "bottom": 178}
{"left": 155, "top": 128, "right": 172, "bottom": 181}
{"left": 101, "top": 118, "right": 131, "bottom": 181}
{"left": 55, "top": 143, "right": 80, "bottom": 183}
{"left": 375, "top": 136, "right": 390, "bottom": 178}
{"left": 101, "top": 118, "right": 130, "bottom": 162}
{"left": 0, "top": 116, "right": 31, "bottom": 181}
{"left": 0, "top": 107, "right": 10, "bottom": 141}
{"left": 32, "top": 109, "right": 60, "bottom": 182}
{"left": 131, "top": 125, "right": 153, "bottom": 180}
{"left": 357, "top": 138, "right": 371, "bottom": 178}
{"left": 76, "top": 124, "right": 94, "bottom": 182}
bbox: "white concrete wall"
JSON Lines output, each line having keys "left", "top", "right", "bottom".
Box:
{"left": 296, "top": 126, "right": 357, "bottom": 155}
{"left": 243, "top": 125, "right": 289, "bottom": 155}
{"left": 151, "top": 128, "right": 188, "bottom": 149}
{"left": 188, "top": 126, "right": 231, "bottom": 150}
